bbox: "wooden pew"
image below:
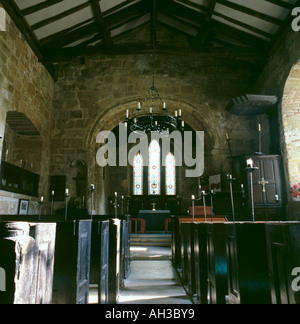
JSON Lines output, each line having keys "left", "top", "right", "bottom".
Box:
{"left": 193, "top": 223, "right": 209, "bottom": 304}
{"left": 0, "top": 221, "right": 56, "bottom": 304}
{"left": 225, "top": 222, "right": 272, "bottom": 304}
{"left": 52, "top": 220, "right": 92, "bottom": 304}
{"left": 206, "top": 223, "right": 228, "bottom": 304}
{"left": 265, "top": 222, "right": 300, "bottom": 304}
{"left": 89, "top": 220, "right": 110, "bottom": 304}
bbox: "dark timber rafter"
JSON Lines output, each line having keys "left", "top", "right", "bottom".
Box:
{"left": 193, "top": 0, "right": 217, "bottom": 47}
{"left": 89, "top": 0, "right": 114, "bottom": 47}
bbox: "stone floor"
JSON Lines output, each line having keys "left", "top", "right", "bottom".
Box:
{"left": 118, "top": 246, "right": 193, "bottom": 305}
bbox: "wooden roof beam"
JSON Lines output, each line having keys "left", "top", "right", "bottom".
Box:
{"left": 217, "top": 0, "right": 284, "bottom": 25}
{"left": 193, "top": 0, "right": 217, "bottom": 47}
{"left": 21, "top": 0, "right": 64, "bottom": 16}
{"left": 89, "top": 0, "right": 114, "bottom": 47}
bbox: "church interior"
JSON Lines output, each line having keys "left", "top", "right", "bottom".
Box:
{"left": 0, "top": 0, "right": 300, "bottom": 305}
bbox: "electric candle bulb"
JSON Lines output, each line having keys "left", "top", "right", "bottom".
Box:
{"left": 247, "top": 159, "right": 253, "bottom": 168}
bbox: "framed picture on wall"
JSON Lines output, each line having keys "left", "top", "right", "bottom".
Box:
{"left": 18, "top": 199, "right": 29, "bottom": 215}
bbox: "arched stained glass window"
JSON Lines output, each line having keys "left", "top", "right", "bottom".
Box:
{"left": 149, "top": 140, "right": 161, "bottom": 195}
{"left": 133, "top": 153, "right": 143, "bottom": 195}
{"left": 165, "top": 153, "right": 176, "bottom": 195}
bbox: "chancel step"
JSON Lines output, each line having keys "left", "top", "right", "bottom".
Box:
{"left": 130, "top": 234, "right": 171, "bottom": 247}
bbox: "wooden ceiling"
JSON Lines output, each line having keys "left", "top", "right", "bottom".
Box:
{"left": 1, "top": 0, "right": 299, "bottom": 80}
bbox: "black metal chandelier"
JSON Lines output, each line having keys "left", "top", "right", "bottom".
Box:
{"left": 124, "top": 49, "right": 184, "bottom": 136}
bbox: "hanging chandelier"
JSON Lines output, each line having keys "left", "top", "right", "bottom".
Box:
{"left": 124, "top": 49, "right": 185, "bottom": 136}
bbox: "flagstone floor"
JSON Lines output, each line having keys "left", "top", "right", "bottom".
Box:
{"left": 118, "top": 247, "right": 193, "bottom": 305}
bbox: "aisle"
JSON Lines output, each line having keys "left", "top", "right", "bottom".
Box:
{"left": 118, "top": 247, "right": 193, "bottom": 305}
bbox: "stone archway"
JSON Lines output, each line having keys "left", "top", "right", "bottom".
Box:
{"left": 84, "top": 97, "right": 218, "bottom": 214}
{"left": 281, "top": 61, "right": 300, "bottom": 204}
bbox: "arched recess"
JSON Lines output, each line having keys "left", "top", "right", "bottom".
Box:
{"left": 281, "top": 60, "right": 300, "bottom": 203}
{"left": 85, "top": 97, "right": 217, "bottom": 214}
{"left": 3, "top": 111, "right": 43, "bottom": 174}
{"left": 0, "top": 111, "right": 44, "bottom": 214}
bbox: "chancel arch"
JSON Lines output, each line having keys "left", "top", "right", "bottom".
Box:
{"left": 85, "top": 98, "right": 216, "bottom": 214}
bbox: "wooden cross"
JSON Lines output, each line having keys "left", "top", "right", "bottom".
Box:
{"left": 152, "top": 202, "right": 157, "bottom": 211}
{"left": 258, "top": 177, "right": 269, "bottom": 192}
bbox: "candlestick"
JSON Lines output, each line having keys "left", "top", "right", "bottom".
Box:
{"left": 191, "top": 195, "right": 195, "bottom": 222}
{"left": 275, "top": 194, "right": 279, "bottom": 203}
{"left": 179, "top": 109, "right": 182, "bottom": 117}
{"left": 256, "top": 124, "right": 263, "bottom": 154}
{"left": 90, "top": 186, "right": 94, "bottom": 220}
{"left": 227, "top": 174, "right": 235, "bottom": 223}
{"left": 175, "top": 111, "right": 178, "bottom": 117}
{"left": 210, "top": 190, "right": 215, "bottom": 223}
{"left": 39, "top": 196, "right": 44, "bottom": 220}
{"left": 65, "top": 189, "right": 69, "bottom": 221}
{"left": 126, "top": 110, "right": 129, "bottom": 118}
{"left": 51, "top": 193, "right": 54, "bottom": 216}
{"left": 202, "top": 191, "right": 207, "bottom": 223}
{"left": 115, "top": 192, "right": 118, "bottom": 218}
{"left": 163, "top": 102, "right": 166, "bottom": 109}
{"left": 226, "top": 134, "right": 233, "bottom": 158}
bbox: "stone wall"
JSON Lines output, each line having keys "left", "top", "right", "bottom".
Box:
{"left": 254, "top": 27, "right": 300, "bottom": 216}
{"left": 52, "top": 49, "right": 261, "bottom": 213}
{"left": 0, "top": 9, "right": 54, "bottom": 214}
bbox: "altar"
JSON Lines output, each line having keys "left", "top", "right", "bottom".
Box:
{"left": 138, "top": 210, "right": 171, "bottom": 232}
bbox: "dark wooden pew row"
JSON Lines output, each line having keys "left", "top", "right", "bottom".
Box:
{"left": 0, "top": 214, "right": 131, "bottom": 304}
{"left": 172, "top": 219, "right": 300, "bottom": 304}
{"left": 88, "top": 215, "right": 131, "bottom": 304}
{"left": 173, "top": 216, "right": 227, "bottom": 303}
{"left": 206, "top": 223, "right": 228, "bottom": 304}
{"left": 0, "top": 221, "right": 56, "bottom": 304}
{"left": 89, "top": 220, "right": 109, "bottom": 304}
{"left": 265, "top": 222, "right": 300, "bottom": 304}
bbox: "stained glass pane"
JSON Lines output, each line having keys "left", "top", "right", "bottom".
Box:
{"left": 133, "top": 153, "right": 143, "bottom": 195}
{"left": 166, "top": 153, "right": 176, "bottom": 195}
{"left": 149, "top": 140, "right": 161, "bottom": 195}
